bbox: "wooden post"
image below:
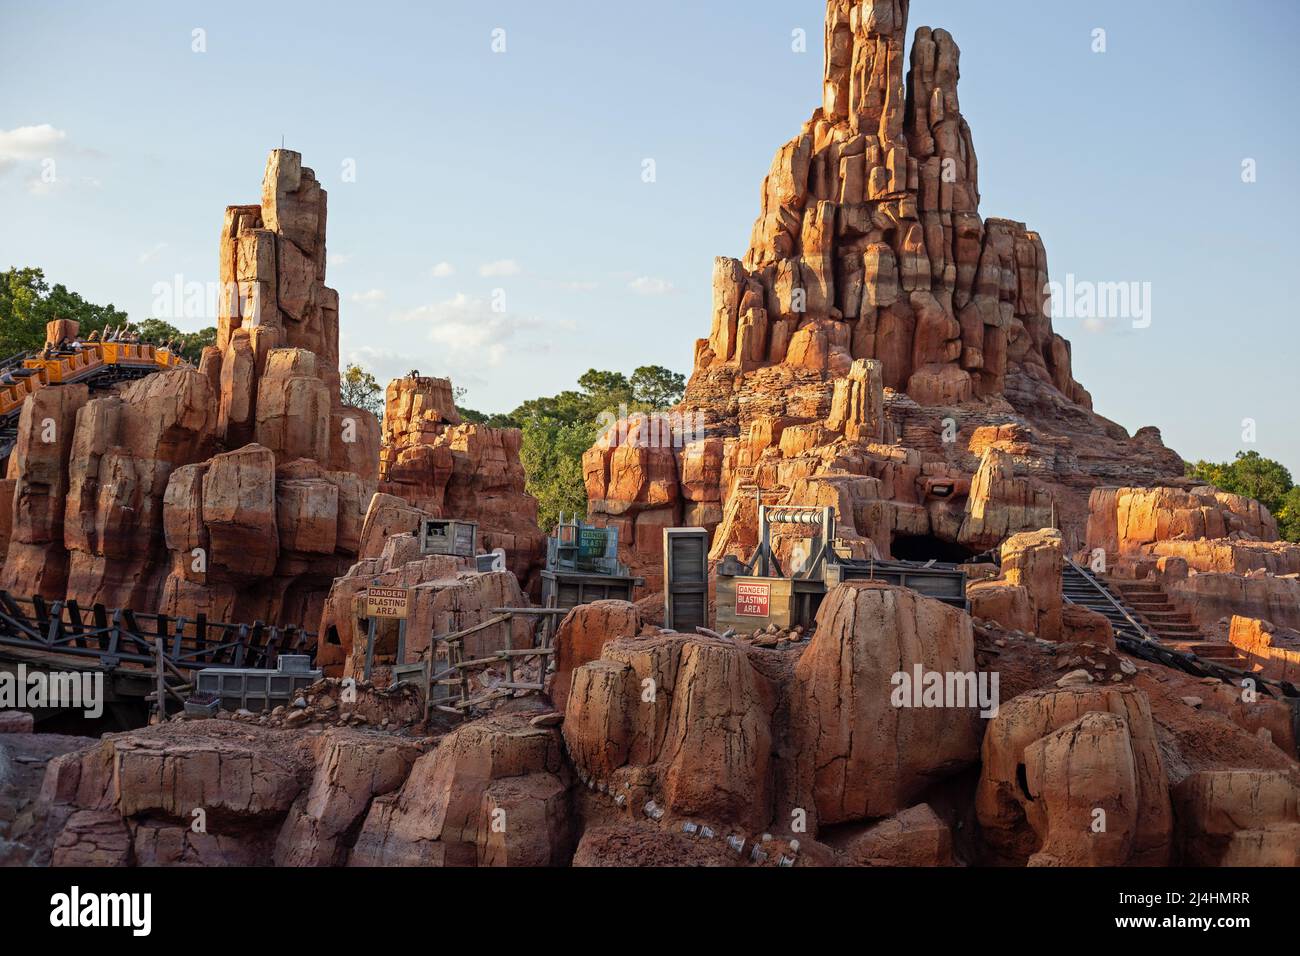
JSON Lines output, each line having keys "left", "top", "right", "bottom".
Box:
{"left": 396, "top": 618, "right": 408, "bottom": 666}
{"left": 503, "top": 612, "right": 515, "bottom": 692}
{"left": 364, "top": 617, "right": 377, "bottom": 682}
{"left": 423, "top": 647, "right": 433, "bottom": 724}
{"left": 154, "top": 638, "right": 166, "bottom": 724}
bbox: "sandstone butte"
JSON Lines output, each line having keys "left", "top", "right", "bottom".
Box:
{"left": 0, "top": 0, "right": 1297, "bottom": 871}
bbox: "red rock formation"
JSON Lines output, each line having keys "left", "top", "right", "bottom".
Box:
{"left": 1172, "top": 770, "right": 1300, "bottom": 866}
{"left": 317, "top": 493, "right": 532, "bottom": 678}
{"left": 999, "top": 529, "right": 1063, "bottom": 641}
{"left": 1228, "top": 616, "right": 1300, "bottom": 683}
{"left": 349, "top": 711, "right": 573, "bottom": 867}
{"left": 976, "top": 685, "right": 1173, "bottom": 866}
{"left": 548, "top": 600, "right": 643, "bottom": 714}
{"left": 0, "top": 149, "right": 384, "bottom": 632}
{"left": 584, "top": 0, "right": 1184, "bottom": 586}
{"left": 1085, "top": 483, "right": 1300, "bottom": 635}
{"left": 378, "top": 374, "right": 545, "bottom": 589}
{"left": 562, "top": 582, "right": 983, "bottom": 836}
{"left": 791, "top": 581, "right": 983, "bottom": 825}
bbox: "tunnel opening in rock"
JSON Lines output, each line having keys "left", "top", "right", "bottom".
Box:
{"left": 890, "top": 534, "right": 978, "bottom": 564}
{"left": 27, "top": 701, "right": 149, "bottom": 735}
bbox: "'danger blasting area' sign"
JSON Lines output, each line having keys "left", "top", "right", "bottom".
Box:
{"left": 365, "top": 586, "right": 410, "bottom": 619}
{"left": 735, "top": 581, "right": 771, "bottom": 617}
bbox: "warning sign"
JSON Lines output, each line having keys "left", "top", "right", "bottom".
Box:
{"left": 734, "top": 581, "right": 771, "bottom": 618}
{"left": 366, "top": 586, "right": 410, "bottom": 619}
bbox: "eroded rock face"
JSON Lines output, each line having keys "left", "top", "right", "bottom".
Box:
{"left": 1085, "top": 483, "right": 1300, "bottom": 633}
{"left": 975, "top": 685, "right": 1172, "bottom": 866}
{"left": 792, "top": 581, "right": 983, "bottom": 826}
{"left": 0, "top": 384, "right": 90, "bottom": 597}
{"left": 549, "top": 600, "right": 643, "bottom": 714}
{"left": 999, "top": 529, "right": 1063, "bottom": 642}
{"left": 563, "top": 633, "right": 777, "bottom": 831}
{"left": 378, "top": 375, "right": 546, "bottom": 589}
{"left": 317, "top": 494, "right": 532, "bottom": 678}
{"left": 1172, "top": 770, "right": 1300, "bottom": 867}
{"left": 835, "top": 803, "right": 956, "bottom": 867}
{"left": 31, "top": 720, "right": 469, "bottom": 867}
{"left": 1228, "top": 616, "right": 1300, "bottom": 684}
{"left": 582, "top": 0, "right": 1183, "bottom": 585}
{"left": 0, "top": 149, "right": 381, "bottom": 632}
{"left": 562, "top": 582, "right": 985, "bottom": 837}
{"left": 1023, "top": 712, "right": 1139, "bottom": 866}
{"left": 1088, "top": 485, "right": 1280, "bottom": 560}
{"left": 349, "top": 712, "right": 573, "bottom": 867}
{"left": 274, "top": 729, "right": 423, "bottom": 866}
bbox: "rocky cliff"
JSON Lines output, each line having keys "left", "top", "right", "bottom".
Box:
{"left": 378, "top": 375, "right": 546, "bottom": 590}
{"left": 585, "top": 0, "right": 1184, "bottom": 589}
{"left": 0, "top": 150, "right": 381, "bottom": 628}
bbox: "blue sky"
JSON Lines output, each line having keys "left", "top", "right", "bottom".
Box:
{"left": 2, "top": 0, "right": 1297, "bottom": 474}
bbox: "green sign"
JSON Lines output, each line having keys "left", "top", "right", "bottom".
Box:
{"left": 578, "top": 527, "right": 609, "bottom": 558}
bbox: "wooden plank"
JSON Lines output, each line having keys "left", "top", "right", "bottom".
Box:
{"left": 64, "top": 599, "right": 86, "bottom": 649}
{"left": 490, "top": 607, "right": 569, "bottom": 616}
{"left": 435, "top": 614, "right": 512, "bottom": 645}
{"left": 453, "top": 653, "right": 508, "bottom": 669}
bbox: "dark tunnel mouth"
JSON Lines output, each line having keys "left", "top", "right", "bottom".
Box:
{"left": 889, "top": 534, "right": 979, "bottom": 564}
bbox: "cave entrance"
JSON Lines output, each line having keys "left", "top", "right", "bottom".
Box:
{"left": 889, "top": 534, "right": 978, "bottom": 564}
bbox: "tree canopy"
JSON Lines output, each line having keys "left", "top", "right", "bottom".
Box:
{"left": 1, "top": 266, "right": 129, "bottom": 356}
{"left": 0, "top": 267, "right": 214, "bottom": 361}
{"left": 459, "top": 365, "right": 686, "bottom": 531}
{"left": 1186, "top": 451, "right": 1300, "bottom": 542}
{"left": 340, "top": 362, "right": 384, "bottom": 417}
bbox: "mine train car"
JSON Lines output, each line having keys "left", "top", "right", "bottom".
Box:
{"left": 0, "top": 343, "right": 190, "bottom": 457}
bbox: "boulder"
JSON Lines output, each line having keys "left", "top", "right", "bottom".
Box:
{"left": 349, "top": 713, "right": 572, "bottom": 866}
{"left": 791, "top": 582, "right": 984, "bottom": 826}
{"left": 976, "top": 685, "right": 1172, "bottom": 865}
{"left": 549, "top": 600, "right": 643, "bottom": 714}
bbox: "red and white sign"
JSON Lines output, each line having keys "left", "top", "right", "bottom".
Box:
{"left": 735, "top": 581, "right": 771, "bottom": 618}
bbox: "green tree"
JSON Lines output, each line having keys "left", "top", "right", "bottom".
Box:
{"left": 0, "top": 266, "right": 128, "bottom": 356}
{"left": 1186, "top": 451, "right": 1292, "bottom": 515}
{"left": 630, "top": 365, "right": 686, "bottom": 410}
{"left": 507, "top": 367, "right": 680, "bottom": 531}
{"left": 340, "top": 362, "right": 384, "bottom": 417}
{"left": 458, "top": 406, "right": 521, "bottom": 428}
{"left": 134, "top": 318, "right": 216, "bottom": 363}
{"left": 1186, "top": 450, "right": 1299, "bottom": 542}
{"left": 1276, "top": 487, "right": 1300, "bottom": 543}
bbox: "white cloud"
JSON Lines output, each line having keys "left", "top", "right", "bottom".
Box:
{"left": 396, "top": 293, "right": 544, "bottom": 367}
{"left": 350, "top": 289, "right": 386, "bottom": 305}
{"left": 628, "top": 275, "right": 674, "bottom": 296}
{"left": 329, "top": 253, "right": 351, "bottom": 267}
{"left": 559, "top": 279, "right": 598, "bottom": 291}
{"left": 0, "top": 124, "right": 68, "bottom": 173}
{"left": 431, "top": 261, "right": 455, "bottom": 278}
{"left": 479, "top": 259, "right": 520, "bottom": 278}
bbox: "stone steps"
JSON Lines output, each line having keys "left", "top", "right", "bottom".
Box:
{"left": 1110, "top": 578, "right": 1252, "bottom": 668}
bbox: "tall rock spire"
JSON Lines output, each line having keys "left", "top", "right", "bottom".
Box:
{"left": 706, "top": 0, "right": 1089, "bottom": 409}
{"left": 824, "top": 0, "right": 910, "bottom": 145}
{"left": 580, "top": 0, "right": 1188, "bottom": 591}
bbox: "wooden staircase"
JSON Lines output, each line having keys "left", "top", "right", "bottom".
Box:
{"left": 1110, "top": 578, "right": 1249, "bottom": 668}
